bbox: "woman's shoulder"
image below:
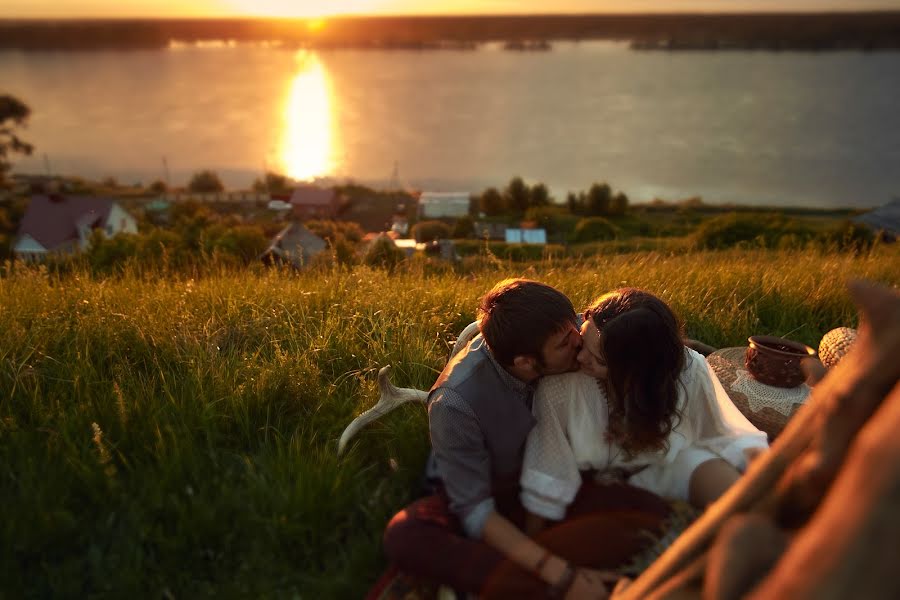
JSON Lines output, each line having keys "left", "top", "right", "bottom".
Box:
{"left": 537, "top": 371, "right": 602, "bottom": 406}
{"left": 681, "top": 346, "right": 709, "bottom": 378}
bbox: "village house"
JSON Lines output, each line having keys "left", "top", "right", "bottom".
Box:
{"left": 259, "top": 223, "right": 327, "bottom": 268}
{"left": 505, "top": 228, "right": 547, "bottom": 244}
{"left": 13, "top": 194, "right": 138, "bottom": 261}
{"left": 290, "top": 185, "right": 343, "bottom": 220}
{"left": 418, "top": 192, "right": 471, "bottom": 219}
{"left": 473, "top": 221, "right": 508, "bottom": 240}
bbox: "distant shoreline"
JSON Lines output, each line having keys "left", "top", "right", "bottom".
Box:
{"left": 2, "top": 13, "right": 900, "bottom": 52}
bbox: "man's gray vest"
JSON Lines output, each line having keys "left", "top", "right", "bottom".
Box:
{"left": 430, "top": 334, "right": 536, "bottom": 496}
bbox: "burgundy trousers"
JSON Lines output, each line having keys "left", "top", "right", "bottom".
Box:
{"left": 382, "top": 480, "right": 671, "bottom": 597}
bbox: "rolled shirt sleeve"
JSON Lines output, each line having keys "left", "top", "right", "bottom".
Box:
{"left": 520, "top": 374, "right": 586, "bottom": 521}
{"left": 428, "top": 387, "right": 496, "bottom": 538}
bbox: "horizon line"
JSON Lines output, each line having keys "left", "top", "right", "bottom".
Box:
{"left": 3, "top": 9, "right": 900, "bottom": 21}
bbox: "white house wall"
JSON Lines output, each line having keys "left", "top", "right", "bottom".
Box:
{"left": 106, "top": 203, "right": 139, "bottom": 235}
{"left": 13, "top": 233, "right": 47, "bottom": 256}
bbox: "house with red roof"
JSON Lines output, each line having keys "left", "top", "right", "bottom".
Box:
{"left": 13, "top": 195, "right": 138, "bottom": 261}
{"left": 289, "top": 185, "right": 343, "bottom": 220}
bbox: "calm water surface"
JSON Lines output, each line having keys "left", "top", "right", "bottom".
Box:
{"left": 3, "top": 42, "right": 899, "bottom": 207}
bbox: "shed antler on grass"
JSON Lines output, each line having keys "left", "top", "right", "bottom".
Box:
{"left": 337, "top": 321, "right": 480, "bottom": 456}
{"left": 612, "top": 280, "right": 900, "bottom": 600}
{"left": 337, "top": 365, "right": 428, "bottom": 456}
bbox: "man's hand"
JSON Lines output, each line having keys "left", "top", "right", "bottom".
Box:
{"left": 564, "top": 568, "right": 613, "bottom": 600}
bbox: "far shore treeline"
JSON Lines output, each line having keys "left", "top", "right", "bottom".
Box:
{"left": 2, "top": 12, "right": 900, "bottom": 51}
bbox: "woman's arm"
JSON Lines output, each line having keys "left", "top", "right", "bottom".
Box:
{"left": 520, "top": 374, "right": 591, "bottom": 520}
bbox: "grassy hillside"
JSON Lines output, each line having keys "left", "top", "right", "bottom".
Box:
{"left": 1, "top": 247, "right": 898, "bottom": 597}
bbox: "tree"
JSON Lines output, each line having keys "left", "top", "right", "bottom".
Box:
{"left": 0, "top": 95, "right": 34, "bottom": 183}
{"left": 504, "top": 176, "right": 531, "bottom": 215}
{"left": 530, "top": 183, "right": 551, "bottom": 208}
{"left": 610, "top": 192, "right": 629, "bottom": 216}
{"left": 478, "top": 187, "right": 504, "bottom": 216}
{"left": 586, "top": 183, "right": 612, "bottom": 216}
{"left": 452, "top": 216, "right": 475, "bottom": 239}
{"left": 411, "top": 220, "right": 452, "bottom": 243}
{"left": 252, "top": 171, "right": 291, "bottom": 193}
{"left": 566, "top": 191, "right": 582, "bottom": 214}
{"left": 188, "top": 170, "right": 224, "bottom": 193}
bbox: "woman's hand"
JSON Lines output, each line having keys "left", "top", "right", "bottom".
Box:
{"left": 564, "top": 567, "right": 614, "bottom": 600}
{"left": 743, "top": 446, "right": 766, "bottom": 465}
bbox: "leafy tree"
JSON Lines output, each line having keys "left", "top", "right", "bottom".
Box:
{"left": 0, "top": 95, "right": 34, "bottom": 183}
{"left": 610, "top": 192, "right": 629, "bottom": 216}
{"left": 188, "top": 170, "right": 224, "bottom": 193}
{"left": 252, "top": 171, "right": 291, "bottom": 193}
{"left": 566, "top": 191, "right": 582, "bottom": 214}
{"left": 504, "top": 176, "right": 531, "bottom": 215}
{"left": 478, "top": 187, "right": 504, "bottom": 216}
{"left": 452, "top": 216, "right": 475, "bottom": 239}
{"left": 525, "top": 205, "right": 579, "bottom": 236}
{"left": 148, "top": 180, "right": 167, "bottom": 194}
{"left": 411, "top": 220, "right": 452, "bottom": 242}
{"left": 530, "top": 183, "right": 551, "bottom": 208}
{"left": 586, "top": 183, "right": 612, "bottom": 216}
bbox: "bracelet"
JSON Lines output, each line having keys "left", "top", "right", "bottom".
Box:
{"left": 547, "top": 563, "right": 576, "bottom": 599}
{"left": 533, "top": 550, "right": 552, "bottom": 575}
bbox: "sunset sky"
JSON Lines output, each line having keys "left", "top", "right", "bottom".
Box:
{"left": 3, "top": 0, "right": 900, "bottom": 18}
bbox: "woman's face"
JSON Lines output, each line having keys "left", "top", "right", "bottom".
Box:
{"left": 577, "top": 320, "right": 609, "bottom": 380}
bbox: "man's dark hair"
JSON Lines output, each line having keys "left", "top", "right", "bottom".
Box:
{"left": 477, "top": 278, "right": 575, "bottom": 367}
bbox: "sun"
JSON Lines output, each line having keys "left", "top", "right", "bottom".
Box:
{"left": 224, "top": 0, "right": 380, "bottom": 18}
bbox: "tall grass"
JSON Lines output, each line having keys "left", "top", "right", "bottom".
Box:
{"left": 1, "top": 247, "right": 898, "bottom": 597}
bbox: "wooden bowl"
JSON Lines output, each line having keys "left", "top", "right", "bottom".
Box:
{"left": 745, "top": 335, "right": 816, "bottom": 388}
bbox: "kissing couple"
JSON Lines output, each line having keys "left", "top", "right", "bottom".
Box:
{"left": 377, "top": 279, "right": 768, "bottom": 599}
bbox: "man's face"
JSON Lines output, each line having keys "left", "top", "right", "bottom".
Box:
{"left": 577, "top": 320, "right": 609, "bottom": 380}
{"left": 536, "top": 321, "right": 582, "bottom": 376}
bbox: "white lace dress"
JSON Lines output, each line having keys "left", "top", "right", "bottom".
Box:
{"left": 520, "top": 348, "right": 768, "bottom": 520}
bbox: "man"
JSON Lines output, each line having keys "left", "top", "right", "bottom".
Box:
{"left": 383, "top": 279, "right": 619, "bottom": 598}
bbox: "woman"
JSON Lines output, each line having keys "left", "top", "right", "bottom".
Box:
{"left": 520, "top": 288, "right": 768, "bottom": 522}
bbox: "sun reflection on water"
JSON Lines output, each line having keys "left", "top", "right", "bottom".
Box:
{"left": 280, "top": 51, "right": 336, "bottom": 181}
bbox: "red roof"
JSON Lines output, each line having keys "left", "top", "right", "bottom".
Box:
{"left": 290, "top": 185, "right": 336, "bottom": 207}
{"left": 18, "top": 195, "right": 115, "bottom": 251}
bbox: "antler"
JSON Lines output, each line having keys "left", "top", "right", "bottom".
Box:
{"left": 337, "top": 365, "right": 429, "bottom": 456}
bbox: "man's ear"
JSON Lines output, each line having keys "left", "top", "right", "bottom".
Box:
{"left": 512, "top": 354, "right": 537, "bottom": 374}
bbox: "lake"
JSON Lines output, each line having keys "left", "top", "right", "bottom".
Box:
{"left": 3, "top": 41, "right": 899, "bottom": 207}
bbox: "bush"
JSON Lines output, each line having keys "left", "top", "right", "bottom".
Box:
{"left": 692, "top": 213, "right": 813, "bottom": 250}
{"left": 203, "top": 224, "right": 269, "bottom": 263}
{"left": 525, "top": 206, "right": 580, "bottom": 237}
{"left": 572, "top": 217, "right": 620, "bottom": 243}
{"left": 451, "top": 216, "right": 475, "bottom": 239}
{"left": 306, "top": 220, "right": 364, "bottom": 244}
{"left": 188, "top": 170, "right": 225, "bottom": 193}
{"left": 816, "top": 220, "right": 876, "bottom": 254}
{"left": 363, "top": 235, "right": 405, "bottom": 270}
{"left": 411, "top": 220, "right": 451, "bottom": 243}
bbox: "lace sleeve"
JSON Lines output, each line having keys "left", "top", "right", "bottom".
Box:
{"left": 520, "top": 374, "right": 583, "bottom": 521}
{"left": 682, "top": 349, "right": 769, "bottom": 470}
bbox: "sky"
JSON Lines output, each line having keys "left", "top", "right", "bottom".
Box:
{"left": 3, "top": 0, "right": 900, "bottom": 19}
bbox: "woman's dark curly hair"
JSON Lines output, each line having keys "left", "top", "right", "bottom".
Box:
{"left": 584, "top": 288, "right": 685, "bottom": 457}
